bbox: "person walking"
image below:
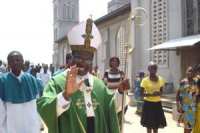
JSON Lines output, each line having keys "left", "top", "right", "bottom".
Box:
{"left": 176, "top": 66, "right": 199, "bottom": 133}
{"left": 103, "top": 56, "right": 124, "bottom": 93}
{"left": 0, "top": 51, "right": 43, "bottom": 133}
{"left": 37, "top": 64, "right": 51, "bottom": 86}
{"left": 53, "top": 52, "right": 72, "bottom": 76}
{"left": 0, "top": 60, "right": 6, "bottom": 76}
{"left": 37, "top": 18, "right": 130, "bottom": 133}
{"left": 134, "top": 70, "right": 145, "bottom": 116}
{"left": 140, "top": 61, "right": 167, "bottom": 133}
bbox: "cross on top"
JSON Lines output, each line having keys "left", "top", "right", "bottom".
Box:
{"left": 82, "top": 18, "right": 94, "bottom": 47}
{"left": 82, "top": 33, "right": 94, "bottom": 42}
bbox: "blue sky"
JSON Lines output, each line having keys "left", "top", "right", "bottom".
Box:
{"left": 0, "top": 0, "right": 110, "bottom": 64}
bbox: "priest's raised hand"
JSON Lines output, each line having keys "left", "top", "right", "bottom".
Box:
{"left": 63, "top": 65, "right": 85, "bottom": 100}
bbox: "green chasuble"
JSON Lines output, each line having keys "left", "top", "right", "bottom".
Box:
{"left": 37, "top": 73, "right": 120, "bottom": 133}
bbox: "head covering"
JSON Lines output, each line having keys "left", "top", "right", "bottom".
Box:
{"left": 67, "top": 18, "right": 101, "bottom": 53}
{"left": 138, "top": 70, "right": 145, "bottom": 75}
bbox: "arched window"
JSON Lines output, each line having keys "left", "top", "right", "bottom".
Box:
{"left": 63, "top": 5, "right": 67, "bottom": 19}
{"left": 54, "top": 5, "right": 57, "bottom": 20}
{"left": 54, "top": 28, "right": 57, "bottom": 40}
{"left": 67, "top": 2, "right": 71, "bottom": 19}
{"left": 72, "top": 5, "right": 75, "bottom": 19}
{"left": 116, "top": 26, "right": 126, "bottom": 70}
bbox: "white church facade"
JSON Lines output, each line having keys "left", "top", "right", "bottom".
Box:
{"left": 52, "top": 0, "right": 200, "bottom": 92}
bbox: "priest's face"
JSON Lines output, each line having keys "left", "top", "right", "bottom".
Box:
{"left": 71, "top": 51, "right": 93, "bottom": 76}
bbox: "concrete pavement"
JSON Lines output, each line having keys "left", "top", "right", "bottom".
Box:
{"left": 42, "top": 106, "right": 183, "bottom": 133}
{"left": 123, "top": 106, "right": 183, "bottom": 133}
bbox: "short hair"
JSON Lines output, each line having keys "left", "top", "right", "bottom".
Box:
{"left": 109, "top": 56, "right": 120, "bottom": 67}
{"left": 148, "top": 61, "right": 157, "bottom": 69}
{"left": 7, "top": 51, "right": 23, "bottom": 61}
{"left": 187, "top": 66, "right": 196, "bottom": 73}
{"left": 25, "top": 60, "right": 30, "bottom": 64}
{"left": 195, "top": 64, "right": 200, "bottom": 72}
{"left": 66, "top": 53, "right": 72, "bottom": 62}
{"left": 30, "top": 67, "right": 38, "bottom": 73}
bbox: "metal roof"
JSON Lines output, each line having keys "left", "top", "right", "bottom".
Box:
{"left": 148, "top": 34, "right": 200, "bottom": 50}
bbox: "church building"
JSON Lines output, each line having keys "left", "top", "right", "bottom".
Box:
{"left": 52, "top": 0, "right": 79, "bottom": 70}
{"left": 52, "top": 0, "right": 200, "bottom": 94}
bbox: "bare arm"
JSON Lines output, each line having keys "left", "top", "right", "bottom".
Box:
{"left": 176, "top": 90, "right": 181, "bottom": 113}
{"left": 140, "top": 87, "right": 155, "bottom": 97}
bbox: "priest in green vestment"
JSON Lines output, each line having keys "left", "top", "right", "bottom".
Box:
{"left": 37, "top": 18, "right": 130, "bottom": 133}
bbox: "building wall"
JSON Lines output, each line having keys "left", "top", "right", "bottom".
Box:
{"left": 53, "top": 0, "right": 79, "bottom": 40}
{"left": 53, "top": 44, "right": 59, "bottom": 70}
{"left": 131, "top": 0, "right": 183, "bottom": 92}
{"left": 108, "top": 0, "right": 131, "bottom": 13}
{"left": 53, "top": 0, "right": 79, "bottom": 71}
{"left": 96, "top": 12, "right": 130, "bottom": 81}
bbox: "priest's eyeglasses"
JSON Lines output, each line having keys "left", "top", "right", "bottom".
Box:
{"left": 72, "top": 57, "right": 92, "bottom": 65}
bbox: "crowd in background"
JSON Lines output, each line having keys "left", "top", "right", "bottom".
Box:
{"left": 0, "top": 55, "right": 200, "bottom": 133}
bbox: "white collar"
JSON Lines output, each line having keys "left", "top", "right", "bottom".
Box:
{"left": 11, "top": 70, "right": 23, "bottom": 82}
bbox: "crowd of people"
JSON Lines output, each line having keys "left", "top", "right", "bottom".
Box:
{"left": 0, "top": 18, "right": 200, "bottom": 133}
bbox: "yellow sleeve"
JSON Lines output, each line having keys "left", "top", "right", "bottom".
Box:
{"left": 141, "top": 78, "right": 146, "bottom": 89}
{"left": 161, "top": 78, "right": 165, "bottom": 87}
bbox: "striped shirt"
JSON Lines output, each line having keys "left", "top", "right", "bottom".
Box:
{"left": 103, "top": 69, "right": 124, "bottom": 90}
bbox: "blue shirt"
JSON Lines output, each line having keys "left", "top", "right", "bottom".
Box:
{"left": 0, "top": 72, "right": 43, "bottom": 103}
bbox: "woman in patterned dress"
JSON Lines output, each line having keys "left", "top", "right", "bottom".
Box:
{"left": 176, "top": 66, "right": 199, "bottom": 133}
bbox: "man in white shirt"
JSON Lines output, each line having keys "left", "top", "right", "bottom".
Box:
{"left": 37, "top": 64, "right": 51, "bottom": 86}
{"left": 0, "top": 60, "right": 6, "bottom": 76}
{"left": 0, "top": 51, "right": 43, "bottom": 133}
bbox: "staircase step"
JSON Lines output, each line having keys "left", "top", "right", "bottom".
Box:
{"left": 161, "top": 95, "right": 177, "bottom": 109}
{"left": 161, "top": 93, "right": 176, "bottom": 100}
{"left": 163, "top": 107, "right": 172, "bottom": 113}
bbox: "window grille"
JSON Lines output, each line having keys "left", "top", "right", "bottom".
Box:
{"left": 116, "top": 26, "right": 126, "bottom": 70}
{"left": 151, "top": 0, "right": 168, "bottom": 67}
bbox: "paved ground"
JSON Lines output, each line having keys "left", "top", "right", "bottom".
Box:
{"left": 123, "top": 106, "right": 183, "bottom": 133}
{"left": 42, "top": 106, "right": 183, "bottom": 133}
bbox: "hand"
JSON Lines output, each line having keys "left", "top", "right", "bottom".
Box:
{"left": 118, "top": 79, "right": 130, "bottom": 94}
{"left": 177, "top": 107, "right": 182, "bottom": 113}
{"left": 153, "top": 91, "right": 161, "bottom": 96}
{"left": 63, "top": 65, "right": 85, "bottom": 100}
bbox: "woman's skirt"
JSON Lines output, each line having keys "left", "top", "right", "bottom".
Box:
{"left": 141, "top": 100, "right": 167, "bottom": 129}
